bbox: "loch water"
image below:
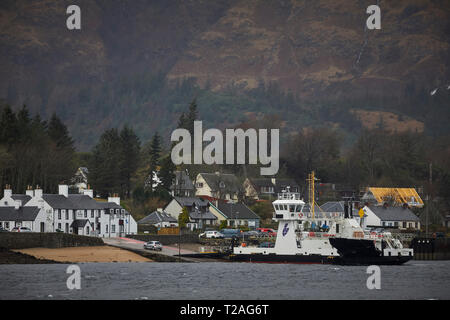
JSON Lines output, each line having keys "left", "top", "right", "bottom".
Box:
{"left": 0, "top": 260, "right": 449, "bottom": 300}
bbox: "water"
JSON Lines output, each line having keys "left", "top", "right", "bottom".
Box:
{"left": 0, "top": 261, "right": 449, "bottom": 300}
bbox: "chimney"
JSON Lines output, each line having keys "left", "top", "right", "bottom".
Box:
{"left": 157, "top": 208, "right": 163, "bottom": 213}
{"left": 58, "top": 184, "right": 69, "bottom": 198}
{"left": 108, "top": 194, "right": 120, "bottom": 205}
{"left": 26, "top": 186, "right": 34, "bottom": 197}
{"left": 34, "top": 186, "right": 43, "bottom": 199}
{"left": 14, "top": 200, "right": 22, "bottom": 210}
{"left": 4, "top": 185, "right": 12, "bottom": 198}
{"left": 83, "top": 185, "right": 93, "bottom": 198}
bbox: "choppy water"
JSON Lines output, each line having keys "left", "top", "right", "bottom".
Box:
{"left": 0, "top": 261, "right": 449, "bottom": 300}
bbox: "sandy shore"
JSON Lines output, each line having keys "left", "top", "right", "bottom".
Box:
{"left": 13, "top": 246, "right": 152, "bottom": 263}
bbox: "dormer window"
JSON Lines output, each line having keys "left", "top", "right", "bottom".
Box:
{"left": 110, "top": 209, "right": 114, "bottom": 214}
{"left": 219, "top": 182, "right": 225, "bottom": 188}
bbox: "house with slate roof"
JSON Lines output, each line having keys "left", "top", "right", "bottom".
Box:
{"left": 164, "top": 196, "right": 210, "bottom": 220}
{"left": 171, "top": 171, "right": 195, "bottom": 197}
{"left": 243, "top": 178, "right": 300, "bottom": 200}
{"left": 0, "top": 184, "right": 137, "bottom": 237}
{"left": 319, "top": 201, "right": 420, "bottom": 230}
{"left": 195, "top": 172, "right": 241, "bottom": 201}
{"left": 362, "top": 205, "right": 421, "bottom": 230}
{"left": 138, "top": 209, "right": 178, "bottom": 228}
{"left": 209, "top": 202, "right": 260, "bottom": 229}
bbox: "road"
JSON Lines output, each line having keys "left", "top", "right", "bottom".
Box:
{"left": 103, "top": 237, "right": 197, "bottom": 256}
{"left": 102, "top": 237, "right": 227, "bottom": 262}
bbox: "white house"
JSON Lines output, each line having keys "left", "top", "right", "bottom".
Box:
{"left": 1, "top": 185, "right": 137, "bottom": 237}
{"left": 361, "top": 205, "right": 421, "bottom": 230}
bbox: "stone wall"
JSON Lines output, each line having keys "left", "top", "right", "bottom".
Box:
{"left": 0, "top": 233, "right": 104, "bottom": 249}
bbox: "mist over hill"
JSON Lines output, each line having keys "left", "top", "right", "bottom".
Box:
{"left": 1, "top": 0, "right": 449, "bottom": 150}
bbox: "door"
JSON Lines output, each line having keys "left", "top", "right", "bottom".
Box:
{"left": 40, "top": 222, "right": 45, "bottom": 233}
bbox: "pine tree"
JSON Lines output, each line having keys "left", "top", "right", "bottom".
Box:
{"left": 89, "top": 128, "right": 121, "bottom": 197}
{"left": 186, "top": 98, "right": 198, "bottom": 135}
{"left": 119, "top": 125, "right": 140, "bottom": 197}
{"left": 159, "top": 155, "right": 176, "bottom": 191}
{"left": 147, "top": 132, "right": 161, "bottom": 190}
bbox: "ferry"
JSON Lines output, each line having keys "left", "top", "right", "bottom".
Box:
{"left": 230, "top": 173, "right": 414, "bottom": 265}
{"left": 230, "top": 189, "right": 340, "bottom": 264}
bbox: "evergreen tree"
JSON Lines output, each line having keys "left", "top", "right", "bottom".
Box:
{"left": 158, "top": 155, "right": 176, "bottom": 191}
{"left": 119, "top": 125, "right": 140, "bottom": 197}
{"left": 147, "top": 132, "right": 161, "bottom": 190}
{"left": 186, "top": 98, "right": 198, "bottom": 135}
{"left": 89, "top": 128, "right": 121, "bottom": 197}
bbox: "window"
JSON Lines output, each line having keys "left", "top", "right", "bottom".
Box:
{"left": 289, "top": 205, "right": 295, "bottom": 212}
{"left": 58, "top": 223, "right": 61, "bottom": 230}
{"left": 5, "top": 222, "right": 9, "bottom": 229}
{"left": 90, "top": 210, "right": 94, "bottom": 218}
{"left": 84, "top": 210, "right": 87, "bottom": 218}
{"left": 110, "top": 209, "right": 114, "bottom": 214}
{"left": 112, "top": 225, "right": 116, "bottom": 233}
{"left": 58, "top": 211, "right": 61, "bottom": 220}
{"left": 116, "top": 209, "right": 119, "bottom": 214}
{"left": 196, "top": 182, "right": 203, "bottom": 188}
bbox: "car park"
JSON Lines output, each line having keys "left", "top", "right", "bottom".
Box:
{"left": 143, "top": 241, "right": 163, "bottom": 251}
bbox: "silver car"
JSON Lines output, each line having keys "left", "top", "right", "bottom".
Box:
{"left": 144, "top": 241, "right": 162, "bottom": 251}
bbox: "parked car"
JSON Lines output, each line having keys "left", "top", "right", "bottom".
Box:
{"left": 11, "top": 227, "right": 32, "bottom": 232}
{"left": 143, "top": 241, "right": 162, "bottom": 251}
{"left": 199, "top": 230, "right": 224, "bottom": 239}
{"left": 0, "top": 226, "right": 9, "bottom": 232}
{"left": 256, "top": 228, "right": 277, "bottom": 237}
{"left": 243, "top": 230, "right": 259, "bottom": 237}
{"left": 55, "top": 229, "right": 64, "bottom": 233}
{"left": 220, "top": 228, "right": 241, "bottom": 239}
{"left": 258, "top": 242, "right": 275, "bottom": 248}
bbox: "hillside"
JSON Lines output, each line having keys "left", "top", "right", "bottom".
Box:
{"left": 0, "top": 0, "right": 449, "bottom": 150}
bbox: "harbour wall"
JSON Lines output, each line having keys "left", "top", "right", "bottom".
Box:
{"left": 0, "top": 232, "right": 104, "bottom": 249}
{"left": 411, "top": 238, "right": 450, "bottom": 260}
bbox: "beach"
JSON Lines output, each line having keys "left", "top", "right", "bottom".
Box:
{"left": 12, "top": 246, "right": 152, "bottom": 263}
